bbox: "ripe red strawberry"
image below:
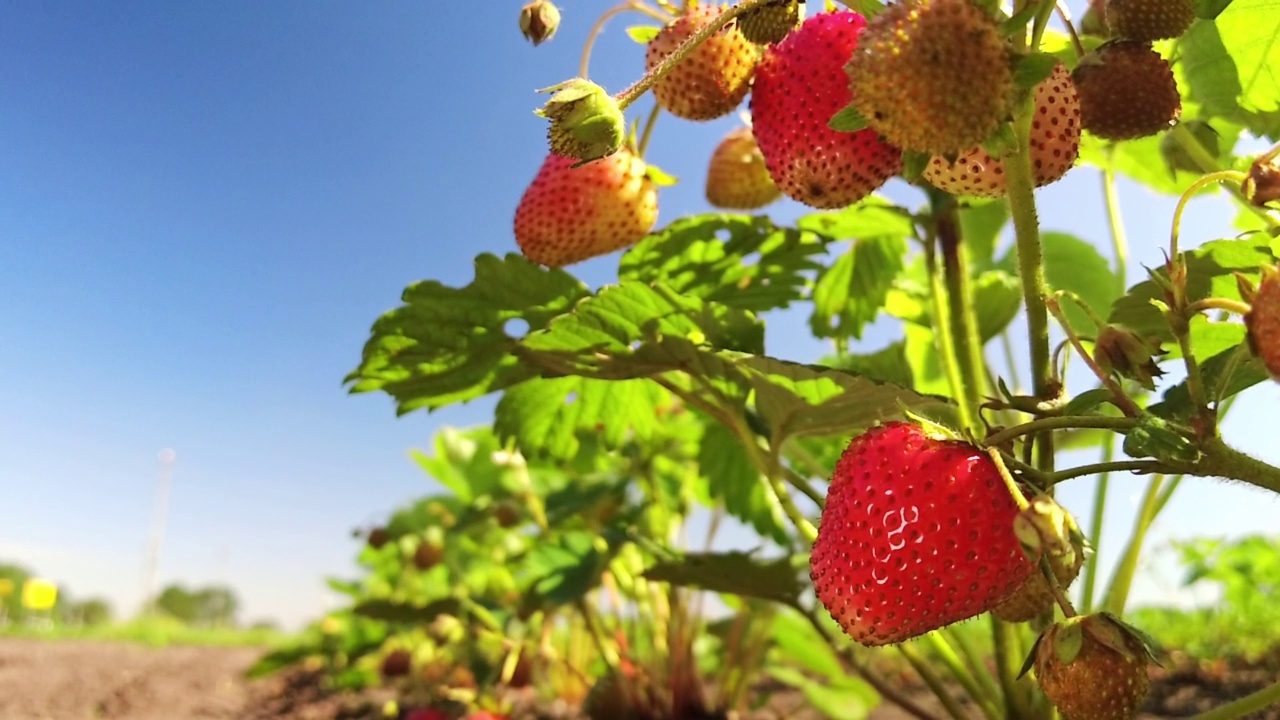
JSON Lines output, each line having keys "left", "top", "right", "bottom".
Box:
{"left": 736, "top": 0, "right": 802, "bottom": 44}
{"left": 844, "top": 0, "right": 1014, "bottom": 155}
{"left": 1072, "top": 40, "right": 1181, "bottom": 141}
{"left": 924, "top": 62, "right": 1081, "bottom": 197}
{"left": 514, "top": 148, "right": 659, "bottom": 267}
{"left": 1246, "top": 265, "right": 1280, "bottom": 380}
{"left": 1033, "top": 614, "right": 1155, "bottom": 720}
{"left": 647, "top": 4, "right": 760, "bottom": 121}
{"left": 402, "top": 709, "right": 449, "bottom": 720}
{"left": 750, "top": 11, "right": 902, "bottom": 209}
{"left": 705, "top": 126, "right": 782, "bottom": 209}
{"left": 1105, "top": 0, "right": 1195, "bottom": 41}
{"left": 810, "top": 422, "right": 1034, "bottom": 646}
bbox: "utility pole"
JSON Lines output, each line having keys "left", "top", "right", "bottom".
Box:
{"left": 140, "top": 448, "right": 176, "bottom": 615}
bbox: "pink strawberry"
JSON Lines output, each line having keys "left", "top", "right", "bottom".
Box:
{"left": 749, "top": 11, "right": 903, "bottom": 209}
{"left": 647, "top": 4, "right": 760, "bottom": 121}
{"left": 923, "top": 62, "right": 1081, "bottom": 197}
{"left": 705, "top": 126, "right": 782, "bottom": 209}
{"left": 513, "top": 148, "right": 658, "bottom": 267}
{"left": 810, "top": 422, "right": 1034, "bottom": 646}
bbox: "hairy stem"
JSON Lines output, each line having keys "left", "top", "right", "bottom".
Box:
{"left": 1005, "top": 99, "right": 1053, "bottom": 406}
{"left": 898, "top": 644, "right": 972, "bottom": 720}
{"left": 936, "top": 192, "right": 989, "bottom": 432}
{"left": 1045, "top": 295, "right": 1143, "bottom": 417}
{"left": 1170, "top": 123, "right": 1280, "bottom": 230}
{"left": 985, "top": 415, "right": 1137, "bottom": 449}
{"left": 1048, "top": 459, "right": 1161, "bottom": 484}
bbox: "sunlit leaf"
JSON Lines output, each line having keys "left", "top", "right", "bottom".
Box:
{"left": 642, "top": 550, "right": 804, "bottom": 605}
{"left": 810, "top": 235, "right": 910, "bottom": 340}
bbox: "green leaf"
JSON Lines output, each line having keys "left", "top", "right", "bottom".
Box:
{"left": 821, "top": 342, "right": 915, "bottom": 388}
{"left": 345, "top": 253, "right": 589, "bottom": 414}
{"left": 829, "top": 102, "right": 870, "bottom": 132}
{"left": 626, "top": 26, "right": 661, "bottom": 44}
{"left": 1078, "top": 130, "right": 1243, "bottom": 197}
{"left": 1195, "top": 0, "right": 1235, "bottom": 18}
{"left": 974, "top": 270, "right": 1024, "bottom": 341}
{"left": 522, "top": 281, "right": 765, "bottom": 358}
{"left": 1149, "top": 344, "right": 1270, "bottom": 419}
{"left": 352, "top": 598, "right": 462, "bottom": 624}
{"left": 495, "top": 377, "right": 669, "bottom": 460}
{"left": 958, "top": 199, "right": 1009, "bottom": 267}
{"left": 642, "top": 550, "right": 804, "bottom": 605}
{"left": 1012, "top": 52, "right": 1060, "bottom": 90}
{"left": 795, "top": 196, "right": 915, "bottom": 241}
{"left": 1181, "top": 1, "right": 1280, "bottom": 137}
{"left": 904, "top": 323, "right": 952, "bottom": 396}
{"left": 843, "top": 0, "right": 888, "bottom": 19}
{"left": 410, "top": 427, "right": 505, "bottom": 502}
{"left": 1001, "top": 232, "right": 1117, "bottom": 334}
{"left": 739, "top": 355, "right": 948, "bottom": 444}
{"left": 697, "top": 421, "right": 792, "bottom": 545}
{"left": 1108, "top": 236, "right": 1279, "bottom": 341}
{"left": 523, "top": 531, "right": 618, "bottom": 608}
{"left": 809, "top": 236, "right": 910, "bottom": 340}
{"left": 619, "top": 214, "right": 827, "bottom": 313}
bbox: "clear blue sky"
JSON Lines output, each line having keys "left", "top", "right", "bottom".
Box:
{"left": 1, "top": 1, "right": 1275, "bottom": 627}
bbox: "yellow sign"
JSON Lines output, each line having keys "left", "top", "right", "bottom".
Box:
{"left": 21, "top": 578, "right": 58, "bottom": 611}
{"left": 0, "top": 578, "right": 14, "bottom": 597}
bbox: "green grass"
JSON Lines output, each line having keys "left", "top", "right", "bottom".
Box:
{"left": 0, "top": 616, "right": 290, "bottom": 648}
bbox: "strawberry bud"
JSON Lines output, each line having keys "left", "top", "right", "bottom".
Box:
{"left": 519, "top": 0, "right": 561, "bottom": 46}
{"left": 1093, "top": 324, "right": 1166, "bottom": 390}
{"left": 1244, "top": 150, "right": 1280, "bottom": 207}
{"left": 535, "top": 79, "right": 626, "bottom": 165}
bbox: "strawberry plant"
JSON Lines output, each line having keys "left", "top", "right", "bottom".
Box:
{"left": 329, "top": 0, "right": 1280, "bottom": 718}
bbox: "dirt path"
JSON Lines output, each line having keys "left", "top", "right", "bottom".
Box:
{"left": 0, "top": 638, "right": 259, "bottom": 720}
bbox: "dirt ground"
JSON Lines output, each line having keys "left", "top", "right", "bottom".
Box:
{"left": 1, "top": 638, "right": 1276, "bottom": 720}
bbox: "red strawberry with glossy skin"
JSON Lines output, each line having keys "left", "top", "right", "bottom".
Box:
{"left": 924, "top": 63, "right": 1081, "bottom": 197}
{"left": 514, "top": 148, "right": 658, "bottom": 267}
{"left": 647, "top": 4, "right": 760, "bottom": 121}
{"left": 750, "top": 11, "right": 903, "bottom": 209}
{"left": 810, "top": 422, "right": 1034, "bottom": 646}
{"left": 705, "top": 126, "right": 782, "bottom": 209}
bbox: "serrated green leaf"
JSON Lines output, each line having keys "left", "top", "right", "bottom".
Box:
{"left": 821, "top": 342, "right": 914, "bottom": 388}
{"left": 829, "top": 102, "right": 870, "bottom": 132}
{"left": 1181, "top": 1, "right": 1280, "bottom": 137}
{"left": 1149, "top": 344, "right": 1270, "bottom": 418}
{"left": 796, "top": 196, "right": 915, "bottom": 240}
{"left": 642, "top": 550, "right": 804, "bottom": 605}
{"left": 697, "top": 421, "right": 792, "bottom": 545}
{"left": 810, "top": 235, "right": 910, "bottom": 340}
{"left": 523, "top": 531, "right": 618, "bottom": 608}
{"left": 1108, "top": 236, "right": 1279, "bottom": 340}
{"left": 1000, "top": 232, "right": 1117, "bottom": 333}
{"left": 626, "top": 25, "right": 661, "bottom": 43}
{"left": 495, "top": 377, "right": 669, "bottom": 460}
{"left": 346, "top": 253, "right": 589, "bottom": 414}
{"left": 739, "top": 355, "right": 948, "bottom": 444}
{"left": 619, "top": 214, "right": 827, "bottom": 313}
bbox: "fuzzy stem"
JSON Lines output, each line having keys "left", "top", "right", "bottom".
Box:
{"left": 1079, "top": 443, "right": 1112, "bottom": 614}
{"left": 926, "top": 239, "right": 977, "bottom": 433}
{"left": 615, "top": 0, "right": 771, "bottom": 110}
{"left": 988, "top": 447, "right": 1032, "bottom": 511}
{"left": 898, "top": 644, "right": 971, "bottom": 720}
{"left": 1048, "top": 459, "right": 1161, "bottom": 484}
{"left": 1045, "top": 295, "right": 1143, "bottom": 417}
{"left": 782, "top": 466, "right": 826, "bottom": 508}
{"left": 984, "top": 415, "right": 1137, "bottom": 449}
{"left": 1170, "top": 123, "right": 1280, "bottom": 230}
{"left": 1186, "top": 679, "right": 1280, "bottom": 720}
{"left": 1005, "top": 98, "right": 1053, "bottom": 407}
{"left": 1170, "top": 170, "right": 1249, "bottom": 259}
{"left": 580, "top": 3, "right": 669, "bottom": 79}
{"left": 636, "top": 103, "right": 662, "bottom": 158}
{"left": 936, "top": 191, "right": 989, "bottom": 433}
{"left": 1053, "top": 1, "right": 1086, "bottom": 59}
{"left": 1189, "top": 437, "right": 1280, "bottom": 496}
{"left": 1187, "top": 297, "right": 1253, "bottom": 317}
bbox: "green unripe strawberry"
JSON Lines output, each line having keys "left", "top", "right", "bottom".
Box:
{"left": 845, "top": 0, "right": 1014, "bottom": 154}
{"left": 737, "top": 0, "right": 803, "bottom": 44}
{"left": 535, "top": 79, "right": 625, "bottom": 164}
{"left": 1105, "top": 0, "right": 1195, "bottom": 41}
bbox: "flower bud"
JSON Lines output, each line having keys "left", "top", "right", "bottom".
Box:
{"left": 535, "top": 79, "right": 626, "bottom": 165}
{"left": 519, "top": 0, "right": 561, "bottom": 46}
{"left": 1094, "top": 324, "right": 1166, "bottom": 390}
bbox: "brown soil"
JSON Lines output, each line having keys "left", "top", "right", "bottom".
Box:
{"left": 1, "top": 638, "right": 1275, "bottom": 720}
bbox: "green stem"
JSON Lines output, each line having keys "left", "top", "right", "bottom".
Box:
{"left": 1006, "top": 89, "right": 1052, "bottom": 409}
{"left": 766, "top": 471, "right": 818, "bottom": 544}
{"left": 801, "top": 609, "right": 941, "bottom": 720}
{"left": 1101, "top": 162, "right": 1129, "bottom": 297}
{"left": 926, "top": 238, "right": 977, "bottom": 433}
{"left": 1045, "top": 295, "right": 1143, "bottom": 417}
{"left": 1187, "top": 297, "right": 1253, "bottom": 316}
{"left": 1189, "top": 436, "right": 1280, "bottom": 495}
{"left": 985, "top": 415, "right": 1137, "bottom": 449}
{"left": 615, "top": 0, "right": 770, "bottom": 110}
{"left": 1186, "top": 678, "right": 1280, "bottom": 720}
{"left": 898, "top": 644, "right": 971, "bottom": 720}
{"left": 635, "top": 103, "right": 662, "bottom": 158}
{"left": 1170, "top": 123, "right": 1280, "bottom": 230}
{"left": 936, "top": 191, "right": 989, "bottom": 433}
{"left": 1080, "top": 442, "right": 1109, "bottom": 615}
{"left": 1101, "top": 475, "right": 1164, "bottom": 616}
{"left": 1048, "top": 459, "right": 1162, "bottom": 484}
{"left": 782, "top": 466, "right": 826, "bottom": 508}
{"left": 927, "top": 633, "right": 1002, "bottom": 720}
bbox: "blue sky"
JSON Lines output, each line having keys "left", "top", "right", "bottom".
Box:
{"left": 1, "top": 1, "right": 1276, "bottom": 627}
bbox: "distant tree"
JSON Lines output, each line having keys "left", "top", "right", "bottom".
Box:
{"left": 154, "top": 583, "right": 240, "bottom": 627}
